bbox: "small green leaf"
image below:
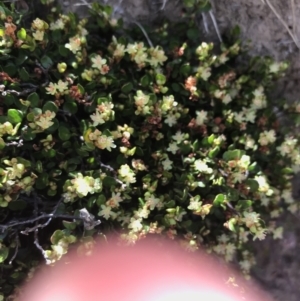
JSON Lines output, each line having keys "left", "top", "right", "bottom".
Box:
{"left": 40, "top": 55, "right": 53, "bottom": 69}
{"left": 187, "top": 28, "right": 199, "bottom": 40}
{"left": 3, "top": 63, "right": 17, "bottom": 77}
{"left": 63, "top": 101, "right": 78, "bottom": 114}
{"left": 15, "top": 52, "right": 28, "bottom": 65}
{"left": 8, "top": 109, "right": 23, "bottom": 124}
{"left": 26, "top": 112, "right": 35, "bottom": 122}
{"left": 77, "top": 83, "right": 85, "bottom": 94}
{"left": 4, "top": 94, "right": 15, "bottom": 106}
{"left": 50, "top": 230, "right": 64, "bottom": 245}
{"left": 171, "top": 83, "right": 180, "bottom": 92}
{"left": 35, "top": 172, "right": 49, "bottom": 189}
{"left": 0, "top": 137, "right": 5, "bottom": 150}
{"left": 141, "top": 74, "right": 151, "bottom": 87}
{"left": 208, "top": 146, "right": 220, "bottom": 158}
{"left": 213, "top": 194, "right": 225, "bottom": 206}
{"left": 116, "top": 154, "right": 126, "bottom": 165}
{"left": 58, "top": 45, "right": 69, "bottom": 57}
{"left": 63, "top": 221, "right": 76, "bottom": 230}
{"left": 58, "top": 126, "right": 71, "bottom": 141}
{"left": 0, "top": 245, "right": 8, "bottom": 263}
{"left": 19, "top": 67, "right": 30, "bottom": 81}
{"left": 228, "top": 218, "right": 237, "bottom": 232}
{"left": 179, "top": 64, "right": 191, "bottom": 76}
{"left": 28, "top": 92, "right": 40, "bottom": 107}
{"left": 22, "top": 127, "right": 36, "bottom": 141}
{"left": 96, "top": 194, "right": 106, "bottom": 206}
{"left": 223, "top": 149, "right": 245, "bottom": 161}
{"left": 245, "top": 179, "right": 259, "bottom": 193}
{"left": 43, "top": 101, "right": 58, "bottom": 113}
{"left": 17, "top": 28, "right": 26, "bottom": 40}
{"left": 208, "top": 134, "right": 215, "bottom": 144}
{"left": 45, "top": 118, "right": 59, "bottom": 133}
{"left": 121, "top": 82, "right": 133, "bottom": 94}
{"left": 102, "top": 176, "right": 116, "bottom": 187}
{"left": 155, "top": 73, "right": 166, "bottom": 85}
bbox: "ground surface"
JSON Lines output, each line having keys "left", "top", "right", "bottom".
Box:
{"left": 58, "top": 1, "right": 300, "bottom": 300}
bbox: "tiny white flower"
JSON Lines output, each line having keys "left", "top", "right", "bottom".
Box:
{"left": 172, "top": 131, "right": 185, "bottom": 144}
{"left": 269, "top": 62, "right": 280, "bottom": 73}
{"left": 65, "top": 36, "right": 81, "bottom": 54}
{"left": 91, "top": 55, "right": 107, "bottom": 70}
{"left": 194, "top": 159, "right": 212, "bottom": 174}
{"left": 243, "top": 109, "right": 256, "bottom": 123}
{"left": 32, "top": 30, "right": 44, "bottom": 41}
{"left": 164, "top": 114, "right": 177, "bottom": 127}
{"left": 234, "top": 112, "right": 244, "bottom": 123}
{"left": 223, "top": 94, "right": 232, "bottom": 105}
{"left": 146, "top": 194, "right": 160, "bottom": 210}
{"left": 98, "top": 204, "right": 117, "bottom": 220}
{"left": 46, "top": 82, "right": 57, "bottom": 95}
{"left": 232, "top": 171, "right": 246, "bottom": 183}
{"left": 217, "top": 234, "right": 229, "bottom": 243}
{"left": 162, "top": 158, "right": 173, "bottom": 170}
{"left": 128, "top": 217, "right": 143, "bottom": 232}
{"left": 243, "top": 211, "right": 260, "bottom": 228}
{"left": 56, "top": 80, "right": 68, "bottom": 93}
{"left": 253, "top": 228, "right": 267, "bottom": 241}
{"left": 288, "top": 203, "right": 298, "bottom": 213}
{"left": 273, "top": 227, "right": 283, "bottom": 239}
{"left": 167, "top": 142, "right": 179, "bottom": 154}
{"left": 195, "top": 110, "right": 208, "bottom": 126}
{"left": 90, "top": 110, "right": 105, "bottom": 126}
{"left": 240, "top": 260, "right": 251, "bottom": 271}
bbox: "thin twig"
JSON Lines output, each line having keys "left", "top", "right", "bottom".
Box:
{"left": 33, "top": 228, "right": 48, "bottom": 263}
{"left": 291, "top": 0, "right": 296, "bottom": 37}
{"left": 9, "top": 233, "right": 20, "bottom": 264}
{"left": 0, "top": 214, "right": 83, "bottom": 232}
{"left": 264, "top": 0, "right": 300, "bottom": 49}
{"left": 202, "top": 12, "right": 209, "bottom": 33}
{"left": 160, "top": 0, "right": 168, "bottom": 10}
{"left": 133, "top": 21, "right": 154, "bottom": 48}
{"left": 208, "top": 10, "right": 222, "bottom": 43}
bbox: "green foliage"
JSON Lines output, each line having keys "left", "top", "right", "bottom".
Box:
{"left": 0, "top": 0, "right": 299, "bottom": 298}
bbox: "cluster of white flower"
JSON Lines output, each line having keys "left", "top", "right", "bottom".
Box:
{"left": 28, "top": 110, "right": 56, "bottom": 131}
{"left": 114, "top": 42, "right": 167, "bottom": 68}
{"left": 91, "top": 54, "right": 110, "bottom": 75}
{"left": 134, "top": 90, "right": 150, "bottom": 115}
{"left": 90, "top": 102, "right": 114, "bottom": 126}
{"left": 65, "top": 35, "right": 82, "bottom": 54}
{"left": 258, "top": 129, "right": 276, "bottom": 146}
{"left": 213, "top": 234, "right": 236, "bottom": 262}
{"left": 195, "top": 110, "right": 208, "bottom": 126}
{"left": 148, "top": 46, "right": 168, "bottom": 67}
{"left": 194, "top": 159, "right": 213, "bottom": 174}
{"left": 88, "top": 129, "right": 116, "bottom": 151}
{"left": 161, "top": 156, "right": 173, "bottom": 171}
{"left": 49, "top": 17, "right": 65, "bottom": 30}
{"left": 164, "top": 114, "right": 178, "bottom": 127}
{"left": 241, "top": 211, "right": 267, "bottom": 241}
{"left": 255, "top": 175, "right": 273, "bottom": 196}
{"left": 63, "top": 173, "right": 102, "bottom": 202}
{"left": 31, "top": 18, "right": 48, "bottom": 41}
{"left": 46, "top": 80, "right": 69, "bottom": 95}
{"left": 251, "top": 86, "right": 267, "bottom": 110}
{"left": 118, "top": 164, "right": 136, "bottom": 186}
{"left": 196, "top": 66, "right": 211, "bottom": 81}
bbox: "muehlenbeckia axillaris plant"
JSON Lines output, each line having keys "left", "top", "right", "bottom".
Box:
{"left": 0, "top": 0, "right": 299, "bottom": 297}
